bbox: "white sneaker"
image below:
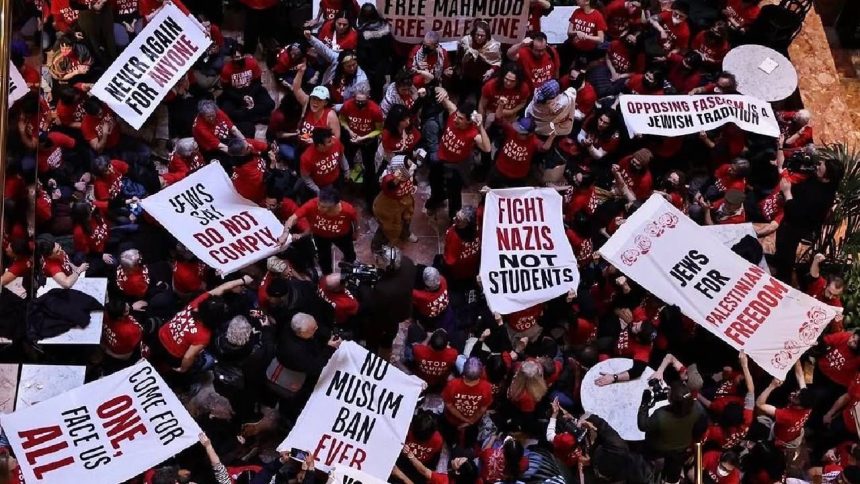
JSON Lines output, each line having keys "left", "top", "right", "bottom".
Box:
{"left": 407, "top": 234, "right": 418, "bottom": 243}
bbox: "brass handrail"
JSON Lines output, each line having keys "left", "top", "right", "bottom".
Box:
{"left": 0, "top": 0, "right": 14, "bottom": 278}
{"left": 695, "top": 442, "right": 703, "bottom": 484}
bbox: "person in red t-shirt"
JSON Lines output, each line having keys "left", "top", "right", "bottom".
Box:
{"left": 426, "top": 94, "right": 491, "bottom": 218}
{"left": 402, "top": 452, "right": 479, "bottom": 484}
{"left": 615, "top": 148, "right": 654, "bottom": 201}
{"left": 508, "top": 360, "right": 548, "bottom": 415}
{"left": 708, "top": 158, "right": 749, "bottom": 200}
{"left": 373, "top": 155, "right": 418, "bottom": 248}
{"left": 193, "top": 99, "right": 245, "bottom": 158}
{"left": 805, "top": 252, "right": 845, "bottom": 310}
{"left": 1, "top": 239, "right": 32, "bottom": 295}
{"left": 595, "top": 307, "right": 654, "bottom": 386}
{"left": 81, "top": 98, "right": 121, "bottom": 154}
{"left": 299, "top": 127, "right": 347, "bottom": 195}
{"left": 228, "top": 138, "right": 268, "bottom": 206}
{"left": 411, "top": 329, "right": 459, "bottom": 388}
{"left": 317, "top": 273, "right": 359, "bottom": 325}
{"left": 603, "top": 0, "right": 643, "bottom": 38}
{"left": 218, "top": 45, "right": 274, "bottom": 136}
{"left": 703, "top": 351, "right": 755, "bottom": 450}
{"left": 36, "top": 235, "right": 87, "bottom": 289}
{"left": 780, "top": 110, "right": 814, "bottom": 150}
{"left": 318, "top": 13, "right": 358, "bottom": 51}
{"left": 102, "top": 298, "right": 143, "bottom": 361}
{"left": 626, "top": 67, "right": 666, "bottom": 95}
{"left": 692, "top": 22, "right": 730, "bottom": 69}
{"left": 172, "top": 247, "right": 207, "bottom": 296}
{"left": 442, "top": 207, "right": 481, "bottom": 283}
{"left": 490, "top": 117, "right": 553, "bottom": 188}
{"left": 723, "top": 0, "right": 761, "bottom": 33}
{"left": 699, "top": 450, "right": 741, "bottom": 484}
{"left": 441, "top": 357, "right": 494, "bottom": 447}
{"left": 824, "top": 374, "right": 860, "bottom": 442}
{"left": 339, "top": 85, "right": 384, "bottom": 206}
{"left": 412, "top": 267, "right": 452, "bottom": 329}
{"left": 116, "top": 248, "right": 151, "bottom": 301}
{"left": 756, "top": 362, "right": 813, "bottom": 448}
{"left": 37, "top": 131, "right": 76, "bottom": 175}
{"left": 162, "top": 138, "right": 206, "bottom": 186}
{"left": 700, "top": 189, "right": 747, "bottom": 225}
{"left": 506, "top": 32, "right": 559, "bottom": 88}
{"left": 156, "top": 276, "right": 250, "bottom": 373}
{"left": 568, "top": 0, "right": 607, "bottom": 58}
{"left": 478, "top": 65, "right": 531, "bottom": 126}
{"left": 667, "top": 50, "right": 704, "bottom": 94}
{"left": 71, "top": 201, "right": 112, "bottom": 273}
{"left": 283, "top": 188, "right": 358, "bottom": 274}
{"left": 649, "top": 1, "right": 690, "bottom": 54}
{"left": 817, "top": 330, "right": 860, "bottom": 389}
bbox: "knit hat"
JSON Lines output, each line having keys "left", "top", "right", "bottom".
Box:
{"left": 535, "top": 80, "right": 560, "bottom": 103}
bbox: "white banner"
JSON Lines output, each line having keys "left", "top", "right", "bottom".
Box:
{"left": 8, "top": 62, "right": 28, "bottom": 106}
{"left": 376, "top": 0, "right": 529, "bottom": 44}
{"left": 619, "top": 94, "right": 780, "bottom": 138}
{"left": 479, "top": 188, "right": 580, "bottom": 315}
{"left": 599, "top": 195, "right": 841, "bottom": 378}
{"left": 331, "top": 464, "right": 390, "bottom": 484}
{"left": 1, "top": 361, "right": 201, "bottom": 484}
{"left": 140, "top": 163, "right": 283, "bottom": 275}
{"left": 277, "top": 342, "right": 424, "bottom": 479}
{"left": 91, "top": 3, "right": 211, "bottom": 129}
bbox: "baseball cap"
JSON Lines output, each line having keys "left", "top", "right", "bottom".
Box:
{"left": 310, "top": 86, "right": 330, "bottom": 100}
{"left": 513, "top": 117, "right": 535, "bottom": 134}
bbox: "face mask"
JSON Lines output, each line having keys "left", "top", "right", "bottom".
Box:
{"left": 671, "top": 15, "right": 683, "bottom": 25}
{"left": 355, "top": 101, "right": 367, "bottom": 108}
{"left": 422, "top": 45, "right": 433, "bottom": 55}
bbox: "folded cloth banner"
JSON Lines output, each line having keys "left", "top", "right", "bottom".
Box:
{"left": 331, "top": 464, "right": 390, "bottom": 484}
{"left": 1, "top": 360, "right": 201, "bottom": 484}
{"left": 8, "top": 62, "right": 28, "bottom": 106}
{"left": 277, "top": 341, "right": 424, "bottom": 479}
{"left": 599, "top": 194, "right": 840, "bottom": 378}
{"left": 376, "top": 0, "right": 529, "bottom": 43}
{"left": 140, "top": 163, "right": 283, "bottom": 274}
{"left": 480, "top": 187, "right": 580, "bottom": 315}
{"left": 619, "top": 94, "right": 780, "bottom": 138}
{"left": 91, "top": 3, "right": 211, "bottom": 129}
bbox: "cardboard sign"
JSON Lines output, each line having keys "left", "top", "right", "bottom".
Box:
{"left": 376, "top": 0, "right": 529, "bottom": 44}
{"left": 277, "top": 342, "right": 424, "bottom": 479}
{"left": 480, "top": 188, "right": 580, "bottom": 315}
{"left": 1, "top": 361, "right": 201, "bottom": 484}
{"left": 619, "top": 94, "right": 780, "bottom": 138}
{"left": 8, "top": 62, "right": 28, "bottom": 106}
{"left": 140, "top": 163, "right": 283, "bottom": 274}
{"left": 91, "top": 3, "right": 211, "bottom": 129}
{"left": 599, "top": 195, "right": 841, "bottom": 378}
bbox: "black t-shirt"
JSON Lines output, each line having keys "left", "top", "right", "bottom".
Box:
{"left": 783, "top": 177, "right": 837, "bottom": 232}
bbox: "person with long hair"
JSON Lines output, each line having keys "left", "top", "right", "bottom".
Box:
{"left": 355, "top": 3, "right": 393, "bottom": 99}
{"left": 573, "top": 108, "right": 621, "bottom": 167}
{"left": 479, "top": 436, "right": 528, "bottom": 484}
{"left": 71, "top": 201, "right": 113, "bottom": 276}
{"left": 291, "top": 64, "right": 341, "bottom": 149}
{"left": 457, "top": 21, "right": 502, "bottom": 101}
{"left": 318, "top": 11, "right": 358, "bottom": 52}
{"left": 303, "top": 30, "right": 368, "bottom": 106}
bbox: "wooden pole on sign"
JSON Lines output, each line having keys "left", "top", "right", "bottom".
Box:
{"left": 0, "top": 0, "right": 14, "bottom": 277}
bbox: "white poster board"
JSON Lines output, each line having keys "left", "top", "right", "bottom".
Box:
{"left": 480, "top": 187, "right": 580, "bottom": 315}
{"left": 619, "top": 94, "right": 780, "bottom": 138}
{"left": 599, "top": 194, "right": 840, "bottom": 378}
{"left": 277, "top": 342, "right": 424, "bottom": 479}
{"left": 91, "top": 3, "right": 211, "bottom": 129}
{"left": 8, "top": 62, "right": 28, "bottom": 106}
{"left": 1, "top": 361, "right": 201, "bottom": 484}
{"left": 140, "top": 163, "right": 284, "bottom": 275}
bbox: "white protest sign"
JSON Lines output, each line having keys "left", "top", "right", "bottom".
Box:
{"left": 91, "top": 3, "right": 211, "bottom": 129}
{"left": 376, "top": 0, "right": 529, "bottom": 44}
{"left": 330, "top": 464, "right": 390, "bottom": 484}
{"left": 480, "top": 187, "right": 580, "bottom": 315}
{"left": 277, "top": 342, "right": 424, "bottom": 479}
{"left": 1, "top": 360, "right": 201, "bottom": 484}
{"left": 544, "top": 6, "right": 576, "bottom": 44}
{"left": 599, "top": 194, "right": 841, "bottom": 378}
{"left": 8, "top": 62, "right": 28, "bottom": 106}
{"left": 619, "top": 94, "right": 780, "bottom": 138}
{"left": 140, "top": 163, "right": 283, "bottom": 275}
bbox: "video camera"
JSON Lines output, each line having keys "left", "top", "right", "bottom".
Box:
{"left": 784, "top": 147, "right": 818, "bottom": 174}
{"left": 339, "top": 261, "right": 380, "bottom": 289}
{"left": 643, "top": 378, "right": 670, "bottom": 408}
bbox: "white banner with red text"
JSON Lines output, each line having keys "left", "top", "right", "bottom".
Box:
{"left": 480, "top": 187, "right": 581, "bottom": 315}
{"left": 619, "top": 94, "right": 780, "bottom": 138}
{"left": 599, "top": 194, "right": 840, "bottom": 378}
{"left": 376, "top": 0, "right": 529, "bottom": 44}
{"left": 140, "top": 163, "right": 283, "bottom": 275}
{"left": 91, "top": 3, "right": 211, "bottom": 129}
{"left": 0, "top": 361, "right": 201, "bottom": 484}
{"left": 331, "top": 464, "right": 390, "bottom": 484}
{"left": 8, "top": 62, "right": 28, "bottom": 106}
{"left": 277, "top": 341, "right": 424, "bottom": 479}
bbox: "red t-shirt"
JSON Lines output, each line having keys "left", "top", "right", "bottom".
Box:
{"left": 382, "top": 126, "right": 421, "bottom": 154}
{"left": 819, "top": 332, "right": 860, "bottom": 387}
{"left": 495, "top": 124, "right": 541, "bottom": 180}
{"left": 603, "top": 0, "right": 642, "bottom": 37}
{"left": 51, "top": 0, "right": 80, "bottom": 32}
{"left": 773, "top": 406, "right": 811, "bottom": 445}
{"left": 339, "top": 99, "right": 384, "bottom": 137}
{"left": 163, "top": 151, "right": 206, "bottom": 185}
{"left": 220, "top": 57, "right": 262, "bottom": 89}
{"left": 43, "top": 251, "right": 73, "bottom": 278}
{"left": 505, "top": 304, "right": 544, "bottom": 333}
{"left": 841, "top": 375, "right": 860, "bottom": 434}
{"left": 81, "top": 110, "right": 121, "bottom": 149}
{"left": 658, "top": 11, "right": 690, "bottom": 51}
{"left": 6, "top": 257, "right": 32, "bottom": 278}
{"left": 443, "top": 226, "right": 481, "bottom": 280}
{"left": 193, "top": 110, "right": 235, "bottom": 151}
{"left": 300, "top": 139, "right": 344, "bottom": 188}
{"left": 318, "top": 21, "right": 358, "bottom": 51}
{"left": 713, "top": 164, "right": 746, "bottom": 194}
{"left": 692, "top": 31, "right": 730, "bottom": 65}
{"left": 294, "top": 199, "right": 357, "bottom": 238}
{"left": 566, "top": 228, "right": 594, "bottom": 265}
{"left": 56, "top": 98, "right": 85, "bottom": 127}
{"left": 626, "top": 74, "right": 665, "bottom": 95}
{"left": 442, "top": 377, "right": 493, "bottom": 425}
{"left": 516, "top": 45, "right": 559, "bottom": 88}
{"left": 438, "top": 116, "right": 479, "bottom": 164}
{"left": 412, "top": 278, "right": 450, "bottom": 318}
{"left": 117, "top": 265, "right": 150, "bottom": 299}
{"left": 73, "top": 218, "right": 109, "bottom": 254}
{"left": 480, "top": 447, "right": 529, "bottom": 483}
{"left": 380, "top": 173, "right": 416, "bottom": 200}
{"left": 158, "top": 293, "right": 213, "bottom": 358}
{"left": 608, "top": 39, "right": 635, "bottom": 74}
{"left": 706, "top": 407, "right": 753, "bottom": 449}
{"left": 805, "top": 275, "right": 843, "bottom": 308}
{"left": 38, "top": 132, "right": 76, "bottom": 173}
{"left": 617, "top": 155, "right": 653, "bottom": 201}
{"left": 568, "top": 8, "right": 607, "bottom": 51}
{"left": 318, "top": 282, "right": 360, "bottom": 324}
{"left": 710, "top": 198, "right": 747, "bottom": 225}
{"left": 232, "top": 155, "right": 267, "bottom": 205}
{"left": 102, "top": 314, "right": 143, "bottom": 356}
{"left": 93, "top": 160, "right": 128, "bottom": 212}
{"left": 480, "top": 78, "right": 531, "bottom": 113}
{"left": 172, "top": 259, "right": 205, "bottom": 294}
{"left": 724, "top": 0, "right": 760, "bottom": 28}
{"left": 412, "top": 344, "right": 458, "bottom": 385}
{"left": 667, "top": 53, "right": 703, "bottom": 94}
{"left": 298, "top": 108, "right": 334, "bottom": 147}
{"left": 404, "top": 430, "right": 444, "bottom": 464}
{"left": 703, "top": 450, "right": 741, "bottom": 484}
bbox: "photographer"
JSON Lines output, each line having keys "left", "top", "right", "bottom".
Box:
{"left": 773, "top": 152, "right": 844, "bottom": 282}
{"left": 317, "top": 273, "right": 359, "bottom": 327}
{"left": 359, "top": 246, "right": 416, "bottom": 356}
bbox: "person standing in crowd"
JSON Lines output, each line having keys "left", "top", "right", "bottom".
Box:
{"left": 281, "top": 187, "right": 357, "bottom": 275}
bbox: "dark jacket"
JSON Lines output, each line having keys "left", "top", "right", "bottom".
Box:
{"left": 26, "top": 288, "right": 103, "bottom": 341}
{"left": 276, "top": 324, "right": 334, "bottom": 388}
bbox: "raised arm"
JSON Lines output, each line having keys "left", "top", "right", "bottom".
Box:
{"left": 292, "top": 64, "right": 310, "bottom": 107}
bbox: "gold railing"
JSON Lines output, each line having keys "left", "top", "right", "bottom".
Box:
{"left": 0, "top": 0, "right": 13, "bottom": 277}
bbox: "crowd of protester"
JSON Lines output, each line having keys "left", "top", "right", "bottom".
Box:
{"left": 0, "top": 0, "right": 857, "bottom": 482}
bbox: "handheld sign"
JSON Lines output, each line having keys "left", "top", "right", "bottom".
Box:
{"left": 8, "top": 62, "right": 28, "bottom": 106}
{"left": 619, "top": 94, "right": 780, "bottom": 138}
{"left": 1, "top": 361, "right": 201, "bottom": 484}
{"left": 91, "top": 3, "right": 211, "bottom": 129}
{"left": 599, "top": 194, "right": 841, "bottom": 378}
{"left": 376, "top": 0, "right": 529, "bottom": 44}
{"left": 480, "top": 187, "right": 580, "bottom": 315}
{"left": 277, "top": 342, "right": 424, "bottom": 479}
{"left": 140, "top": 163, "right": 284, "bottom": 275}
